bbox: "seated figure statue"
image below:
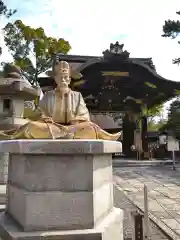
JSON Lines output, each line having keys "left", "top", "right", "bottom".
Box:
{"left": 0, "top": 61, "right": 121, "bottom": 140}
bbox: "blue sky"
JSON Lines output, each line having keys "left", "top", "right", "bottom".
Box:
{"left": 1, "top": 0, "right": 180, "bottom": 103}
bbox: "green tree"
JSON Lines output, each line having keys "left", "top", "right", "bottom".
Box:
{"left": 148, "top": 119, "right": 167, "bottom": 132}
{"left": 3, "top": 20, "right": 71, "bottom": 84}
{"left": 147, "top": 104, "right": 163, "bottom": 119}
{"left": 0, "top": 0, "right": 16, "bottom": 56}
{"left": 160, "top": 99, "right": 180, "bottom": 138}
{"left": 0, "top": 0, "right": 16, "bottom": 18}
{"left": 162, "top": 11, "right": 180, "bottom": 64}
{"left": 145, "top": 104, "right": 166, "bottom": 131}
{"left": 142, "top": 104, "right": 163, "bottom": 122}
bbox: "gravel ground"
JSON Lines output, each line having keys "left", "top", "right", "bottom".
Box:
{"left": 114, "top": 186, "right": 171, "bottom": 240}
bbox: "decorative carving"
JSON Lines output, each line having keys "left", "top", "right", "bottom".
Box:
{"left": 96, "top": 76, "right": 121, "bottom": 108}
{"left": 102, "top": 41, "right": 130, "bottom": 61}
{"left": 110, "top": 42, "right": 124, "bottom": 54}
{"left": 101, "top": 71, "right": 129, "bottom": 77}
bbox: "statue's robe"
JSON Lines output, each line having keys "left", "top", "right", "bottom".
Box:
{"left": 39, "top": 89, "right": 90, "bottom": 124}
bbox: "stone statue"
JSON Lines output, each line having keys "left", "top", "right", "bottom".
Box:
{"left": 0, "top": 61, "right": 121, "bottom": 140}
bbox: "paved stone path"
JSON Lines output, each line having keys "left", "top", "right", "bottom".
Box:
{"left": 114, "top": 186, "right": 169, "bottom": 240}
{"left": 114, "top": 165, "right": 180, "bottom": 240}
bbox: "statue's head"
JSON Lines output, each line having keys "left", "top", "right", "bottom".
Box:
{"left": 53, "top": 61, "right": 71, "bottom": 89}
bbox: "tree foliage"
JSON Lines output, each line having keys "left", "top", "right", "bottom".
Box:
{"left": 147, "top": 104, "right": 163, "bottom": 118}
{"left": 162, "top": 11, "right": 180, "bottom": 64}
{"left": 0, "top": 1, "right": 16, "bottom": 56}
{"left": 0, "top": 0, "right": 16, "bottom": 18}
{"left": 3, "top": 20, "right": 71, "bottom": 84}
{"left": 141, "top": 104, "right": 163, "bottom": 122}
{"left": 160, "top": 99, "right": 180, "bottom": 138}
{"left": 145, "top": 104, "right": 166, "bottom": 131}
{"left": 148, "top": 119, "right": 166, "bottom": 132}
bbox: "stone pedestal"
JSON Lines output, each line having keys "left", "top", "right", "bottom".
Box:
{"left": 0, "top": 139, "right": 123, "bottom": 240}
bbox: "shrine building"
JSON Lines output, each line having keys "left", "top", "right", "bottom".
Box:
{"left": 38, "top": 42, "right": 180, "bottom": 159}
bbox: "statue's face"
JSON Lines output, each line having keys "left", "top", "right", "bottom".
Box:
{"left": 54, "top": 64, "right": 71, "bottom": 89}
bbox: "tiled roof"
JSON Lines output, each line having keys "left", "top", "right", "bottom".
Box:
{"left": 55, "top": 54, "right": 155, "bottom": 70}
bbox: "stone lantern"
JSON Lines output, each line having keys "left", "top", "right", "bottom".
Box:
{"left": 0, "top": 64, "right": 40, "bottom": 130}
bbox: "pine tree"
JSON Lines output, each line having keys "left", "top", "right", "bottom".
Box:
{"left": 162, "top": 11, "right": 180, "bottom": 64}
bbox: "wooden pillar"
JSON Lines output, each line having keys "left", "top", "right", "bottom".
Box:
{"left": 141, "top": 116, "right": 149, "bottom": 159}
{"left": 122, "top": 113, "right": 136, "bottom": 158}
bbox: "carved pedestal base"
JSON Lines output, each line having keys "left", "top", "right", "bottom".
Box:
{"left": 0, "top": 140, "right": 123, "bottom": 240}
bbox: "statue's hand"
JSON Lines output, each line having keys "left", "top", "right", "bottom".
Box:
{"left": 40, "top": 116, "right": 54, "bottom": 123}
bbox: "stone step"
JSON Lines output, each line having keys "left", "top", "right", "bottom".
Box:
{"left": 113, "top": 159, "right": 174, "bottom": 167}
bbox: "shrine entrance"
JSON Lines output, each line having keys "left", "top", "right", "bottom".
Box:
{"left": 38, "top": 42, "right": 180, "bottom": 159}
